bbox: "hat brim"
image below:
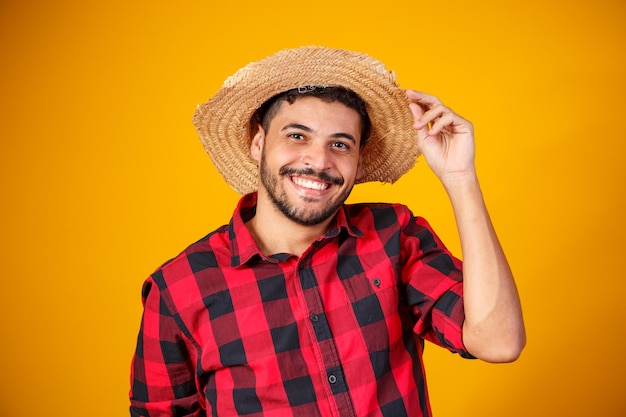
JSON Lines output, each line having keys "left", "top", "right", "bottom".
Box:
{"left": 193, "top": 46, "right": 420, "bottom": 195}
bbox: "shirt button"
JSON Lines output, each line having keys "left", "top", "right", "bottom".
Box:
{"left": 372, "top": 278, "right": 381, "bottom": 287}
{"left": 310, "top": 314, "right": 319, "bottom": 322}
{"left": 328, "top": 374, "right": 337, "bottom": 384}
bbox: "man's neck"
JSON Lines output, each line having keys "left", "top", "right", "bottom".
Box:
{"left": 246, "top": 200, "right": 336, "bottom": 258}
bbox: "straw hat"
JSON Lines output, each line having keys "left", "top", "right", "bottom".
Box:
{"left": 193, "top": 46, "right": 420, "bottom": 195}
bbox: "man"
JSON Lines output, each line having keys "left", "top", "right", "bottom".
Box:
{"left": 130, "top": 46, "right": 525, "bottom": 416}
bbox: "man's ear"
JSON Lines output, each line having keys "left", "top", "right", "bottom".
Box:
{"left": 355, "top": 153, "right": 364, "bottom": 181}
{"left": 250, "top": 125, "right": 265, "bottom": 163}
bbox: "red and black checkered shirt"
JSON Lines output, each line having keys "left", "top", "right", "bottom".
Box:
{"left": 130, "top": 193, "right": 472, "bottom": 417}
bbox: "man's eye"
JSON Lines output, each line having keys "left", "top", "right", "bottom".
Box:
{"left": 332, "top": 142, "right": 349, "bottom": 150}
{"left": 288, "top": 133, "right": 305, "bottom": 140}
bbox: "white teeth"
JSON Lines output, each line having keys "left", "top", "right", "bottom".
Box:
{"left": 292, "top": 177, "right": 329, "bottom": 191}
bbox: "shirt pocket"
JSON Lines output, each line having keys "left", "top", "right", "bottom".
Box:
{"left": 341, "top": 264, "right": 404, "bottom": 352}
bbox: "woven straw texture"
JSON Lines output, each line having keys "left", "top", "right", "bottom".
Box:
{"left": 193, "top": 46, "right": 420, "bottom": 195}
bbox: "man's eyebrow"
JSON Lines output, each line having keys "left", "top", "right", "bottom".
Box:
{"left": 331, "top": 132, "right": 356, "bottom": 143}
{"left": 281, "top": 123, "right": 312, "bottom": 132}
{"left": 281, "top": 123, "right": 356, "bottom": 143}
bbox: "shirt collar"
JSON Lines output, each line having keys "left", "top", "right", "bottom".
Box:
{"left": 228, "top": 193, "right": 261, "bottom": 267}
{"left": 228, "top": 192, "right": 364, "bottom": 267}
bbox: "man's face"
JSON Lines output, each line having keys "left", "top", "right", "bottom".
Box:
{"left": 250, "top": 96, "right": 363, "bottom": 226}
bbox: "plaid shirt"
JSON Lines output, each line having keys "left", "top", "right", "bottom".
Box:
{"left": 130, "top": 193, "right": 472, "bottom": 417}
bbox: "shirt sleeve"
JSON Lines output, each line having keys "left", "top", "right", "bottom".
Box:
{"left": 129, "top": 275, "right": 203, "bottom": 416}
{"left": 400, "top": 211, "right": 474, "bottom": 359}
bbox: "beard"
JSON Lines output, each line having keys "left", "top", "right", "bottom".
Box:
{"left": 259, "top": 152, "right": 354, "bottom": 226}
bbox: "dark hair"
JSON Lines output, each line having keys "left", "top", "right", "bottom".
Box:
{"left": 250, "top": 86, "right": 372, "bottom": 147}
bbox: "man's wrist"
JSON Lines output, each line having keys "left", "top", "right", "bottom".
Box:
{"left": 440, "top": 170, "right": 480, "bottom": 195}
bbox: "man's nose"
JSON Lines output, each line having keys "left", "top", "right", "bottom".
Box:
{"left": 301, "top": 142, "right": 331, "bottom": 171}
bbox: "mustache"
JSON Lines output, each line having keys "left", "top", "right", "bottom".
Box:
{"left": 279, "top": 166, "right": 344, "bottom": 186}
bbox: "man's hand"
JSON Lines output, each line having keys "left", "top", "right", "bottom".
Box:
{"left": 406, "top": 90, "right": 476, "bottom": 184}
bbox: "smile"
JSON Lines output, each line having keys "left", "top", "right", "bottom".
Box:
{"left": 291, "top": 176, "right": 330, "bottom": 191}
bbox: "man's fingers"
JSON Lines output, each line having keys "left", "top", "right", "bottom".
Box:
{"left": 427, "top": 111, "right": 456, "bottom": 135}
{"left": 406, "top": 89, "right": 442, "bottom": 107}
{"left": 414, "top": 104, "right": 454, "bottom": 136}
{"left": 406, "top": 90, "right": 472, "bottom": 136}
{"left": 408, "top": 102, "right": 426, "bottom": 128}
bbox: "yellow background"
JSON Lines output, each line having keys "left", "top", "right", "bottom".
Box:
{"left": 1, "top": 0, "right": 624, "bottom": 415}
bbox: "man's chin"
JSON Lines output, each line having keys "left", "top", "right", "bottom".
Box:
{"left": 278, "top": 201, "right": 340, "bottom": 227}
